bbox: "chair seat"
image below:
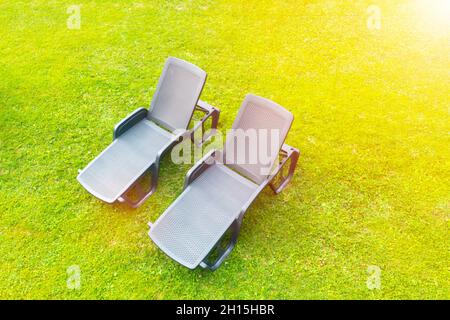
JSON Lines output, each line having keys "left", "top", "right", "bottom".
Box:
{"left": 77, "top": 119, "right": 173, "bottom": 203}
{"left": 149, "top": 163, "right": 258, "bottom": 269}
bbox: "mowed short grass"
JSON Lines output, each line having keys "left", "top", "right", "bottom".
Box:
{"left": 0, "top": 0, "right": 449, "bottom": 299}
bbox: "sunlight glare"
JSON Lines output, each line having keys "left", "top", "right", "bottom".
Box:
{"left": 414, "top": 0, "right": 450, "bottom": 34}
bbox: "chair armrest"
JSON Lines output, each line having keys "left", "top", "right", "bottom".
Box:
{"left": 113, "top": 107, "right": 148, "bottom": 140}
{"left": 184, "top": 149, "right": 217, "bottom": 189}
{"left": 268, "top": 143, "right": 300, "bottom": 194}
{"left": 196, "top": 99, "right": 216, "bottom": 113}
{"left": 191, "top": 100, "right": 220, "bottom": 147}
{"left": 199, "top": 214, "right": 243, "bottom": 271}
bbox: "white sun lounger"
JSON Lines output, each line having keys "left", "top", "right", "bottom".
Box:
{"left": 77, "top": 57, "right": 219, "bottom": 207}
{"left": 149, "top": 94, "right": 299, "bottom": 270}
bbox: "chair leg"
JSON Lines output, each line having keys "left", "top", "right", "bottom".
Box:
{"left": 199, "top": 214, "right": 243, "bottom": 271}
{"left": 119, "top": 166, "right": 158, "bottom": 208}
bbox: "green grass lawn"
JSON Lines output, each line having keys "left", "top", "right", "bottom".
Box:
{"left": 0, "top": 0, "right": 449, "bottom": 299}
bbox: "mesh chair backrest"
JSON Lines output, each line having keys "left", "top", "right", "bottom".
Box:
{"left": 148, "top": 57, "right": 206, "bottom": 132}
{"left": 224, "top": 94, "right": 293, "bottom": 184}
